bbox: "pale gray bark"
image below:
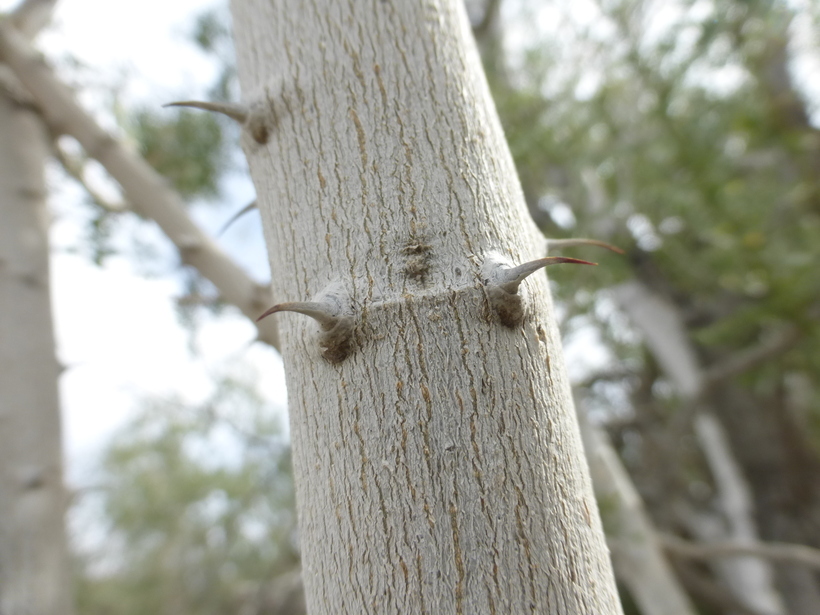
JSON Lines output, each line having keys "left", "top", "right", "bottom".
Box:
{"left": 0, "top": 76, "right": 73, "bottom": 615}
{"left": 231, "top": 0, "right": 622, "bottom": 613}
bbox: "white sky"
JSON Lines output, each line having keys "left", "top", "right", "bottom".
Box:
{"left": 1, "top": 0, "right": 287, "bottom": 484}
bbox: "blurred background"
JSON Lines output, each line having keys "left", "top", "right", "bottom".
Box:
{"left": 1, "top": 0, "right": 819, "bottom": 613}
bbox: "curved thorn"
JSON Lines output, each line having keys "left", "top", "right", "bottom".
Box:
{"left": 256, "top": 301, "right": 338, "bottom": 329}
{"left": 547, "top": 238, "right": 625, "bottom": 254}
{"left": 498, "top": 257, "right": 596, "bottom": 293}
{"left": 163, "top": 100, "right": 248, "bottom": 124}
{"left": 217, "top": 200, "right": 257, "bottom": 236}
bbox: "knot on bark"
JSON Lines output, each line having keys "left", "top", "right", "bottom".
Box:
{"left": 257, "top": 281, "right": 356, "bottom": 363}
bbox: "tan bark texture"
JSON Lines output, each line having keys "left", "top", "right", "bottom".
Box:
{"left": 0, "top": 82, "right": 73, "bottom": 615}
{"left": 231, "top": 1, "right": 622, "bottom": 613}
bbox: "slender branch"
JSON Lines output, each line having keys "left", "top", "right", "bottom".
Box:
{"left": 0, "top": 22, "right": 279, "bottom": 349}
{"left": 671, "top": 560, "right": 769, "bottom": 615}
{"left": 578, "top": 409, "right": 698, "bottom": 615}
{"left": 471, "top": 0, "right": 502, "bottom": 37}
{"left": 702, "top": 326, "right": 800, "bottom": 389}
{"left": 52, "top": 139, "right": 127, "bottom": 213}
{"left": 9, "top": 0, "right": 58, "bottom": 40}
{"left": 661, "top": 533, "right": 820, "bottom": 571}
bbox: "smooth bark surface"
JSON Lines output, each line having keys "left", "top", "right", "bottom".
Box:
{"left": 0, "top": 80, "right": 73, "bottom": 615}
{"left": 231, "top": 1, "right": 621, "bottom": 613}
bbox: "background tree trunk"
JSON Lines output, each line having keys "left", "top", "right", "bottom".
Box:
{"left": 231, "top": 0, "right": 622, "bottom": 613}
{"left": 577, "top": 409, "right": 697, "bottom": 615}
{"left": 0, "top": 75, "right": 73, "bottom": 615}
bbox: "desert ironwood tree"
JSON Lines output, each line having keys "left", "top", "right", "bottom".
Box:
{"left": 228, "top": 0, "right": 622, "bottom": 612}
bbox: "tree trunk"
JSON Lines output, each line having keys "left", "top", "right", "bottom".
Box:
{"left": 709, "top": 385, "right": 820, "bottom": 615}
{"left": 0, "top": 76, "right": 73, "bottom": 615}
{"left": 230, "top": 1, "right": 622, "bottom": 613}
{"left": 613, "top": 280, "right": 790, "bottom": 614}
{"left": 577, "top": 409, "right": 697, "bottom": 615}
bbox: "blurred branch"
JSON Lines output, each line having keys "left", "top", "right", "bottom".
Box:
{"left": 579, "top": 409, "right": 698, "bottom": 615}
{"left": 0, "top": 22, "right": 280, "bottom": 350}
{"left": 9, "top": 0, "right": 57, "bottom": 40}
{"left": 613, "top": 280, "right": 788, "bottom": 612}
{"left": 693, "top": 413, "right": 787, "bottom": 614}
{"left": 612, "top": 280, "right": 703, "bottom": 397}
{"left": 702, "top": 326, "right": 800, "bottom": 389}
{"left": 471, "top": 0, "right": 502, "bottom": 38}
{"left": 573, "top": 368, "right": 635, "bottom": 390}
{"left": 52, "top": 139, "right": 128, "bottom": 213}
{"left": 661, "top": 534, "right": 820, "bottom": 571}
{"left": 671, "top": 560, "right": 770, "bottom": 615}
{"left": 615, "top": 281, "right": 801, "bottom": 397}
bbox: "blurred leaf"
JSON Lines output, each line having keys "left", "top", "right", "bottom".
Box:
{"left": 130, "top": 108, "right": 226, "bottom": 201}
{"left": 75, "top": 379, "right": 301, "bottom": 615}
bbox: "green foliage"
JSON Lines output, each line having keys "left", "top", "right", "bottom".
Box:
{"left": 120, "top": 6, "right": 239, "bottom": 214}
{"left": 492, "top": 0, "right": 819, "bottom": 366}
{"left": 192, "top": 7, "right": 238, "bottom": 103}
{"left": 130, "top": 108, "right": 227, "bottom": 200}
{"left": 193, "top": 11, "right": 231, "bottom": 52}
{"left": 487, "top": 4, "right": 820, "bottom": 579}
{"left": 75, "top": 378, "right": 299, "bottom": 615}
